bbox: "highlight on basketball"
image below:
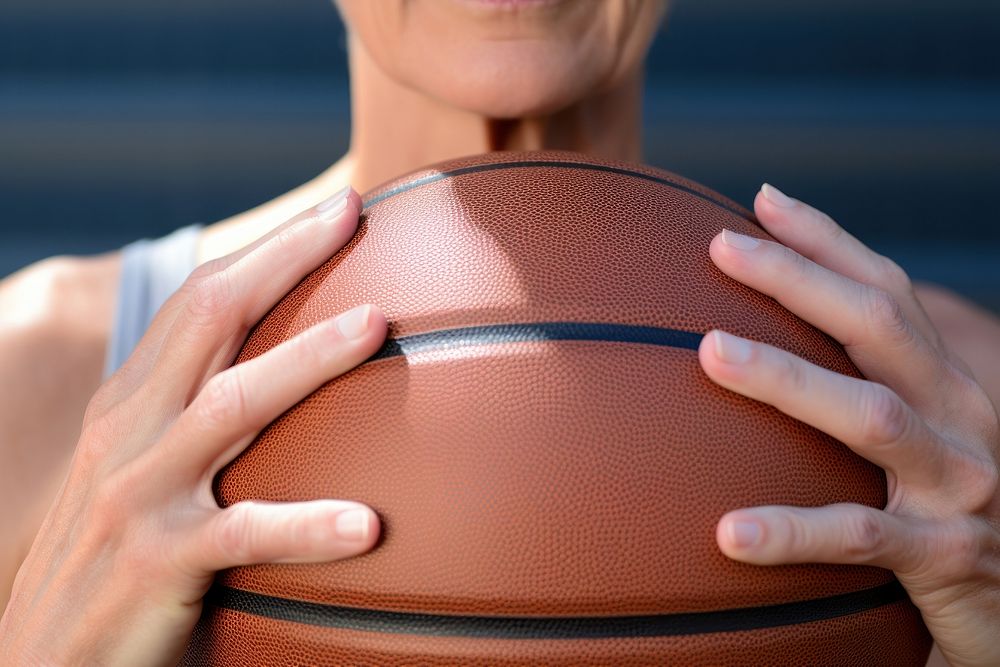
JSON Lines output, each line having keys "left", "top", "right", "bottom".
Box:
{"left": 1, "top": 2, "right": 998, "bottom": 666}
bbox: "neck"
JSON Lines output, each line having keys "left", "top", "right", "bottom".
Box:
{"left": 341, "top": 33, "right": 644, "bottom": 194}
{"left": 197, "top": 35, "right": 644, "bottom": 263}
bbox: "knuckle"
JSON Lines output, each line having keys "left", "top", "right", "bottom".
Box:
{"left": 976, "top": 459, "right": 999, "bottom": 510}
{"left": 966, "top": 381, "right": 1000, "bottom": 442}
{"left": 932, "top": 519, "right": 984, "bottom": 581}
{"left": 90, "top": 482, "right": 122, "bottom": 524}
{"left": 270, "top": 224, "right": 304, "bottom": 256}
{"left": 191, "top": 251, "right": 240, "bottom": 282}
{"left": 842, "top": 510, "right": 887, "bottom": 560}
{"left": 775, "top": 352, "right": 810, "bottom": 396}
{"left": 176, "top": 258, "right": 226, "bottom": 301}
{"left": 74, "top": 413, "right": 121, "bottom": 472}
{"left": 287, "top": 327, "right": 329, "bottom": 371}
{"left": 279, "top": 510, "right": 314, "bottom": 554}
{"left": 873, "top": 255, "right": 913, "bottom": 295}
{"left": 196, "top": 370, "right": 248, "bottom": 431}
{"left": 783, "top": 246, "right": 815, "bottom": 283}
{"left": 186, "top": 258, "right": 220, "bottom": 284}
{"left": 782, "top": 511, "right": 813, "bottom": 556}
{"left": 864, "top": 287, "right": 914, "bottom": 347}
{"left": 814, "top": 210, "right": 845, "bottom": 242}
{"left": 87, "top": 469, "right": 140, "bottom": 539}
{"left": 959, "top": 453, "right": 999, "bottom": 512}
{"left": 859, "top": 384, "right": 909, "bottom": 447}
{"left": 184, "top": 273, "right": 234, "bottom": 332}
{"left": 81, "top": 388, "right": 114, "bottom": 430}
{"left": 85, "top": 368, "right": 146, "bottom": 426}
{"left": 214, "top": 502, "right": 260, "bottom": 563}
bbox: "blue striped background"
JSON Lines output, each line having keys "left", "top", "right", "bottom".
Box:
{"left": 1, "top": 0, "right": 997, "bottom": 310}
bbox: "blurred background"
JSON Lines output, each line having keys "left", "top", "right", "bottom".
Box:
{"left": 1, "top": 0, "right": 998, "bottom": 310}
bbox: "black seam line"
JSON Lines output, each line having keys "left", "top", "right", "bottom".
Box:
{"left": 366, "top": 322, "right": 704, "bottom": 364}
{"left": 361, "top": 160, "right": 756, "bottom": 224}
{"left": 205, "top": 580, "right": 908, "bottom": 639}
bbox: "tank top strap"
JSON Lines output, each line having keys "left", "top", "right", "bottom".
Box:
{"left": 103, "top": 224, "right": 204, "bottom": 380}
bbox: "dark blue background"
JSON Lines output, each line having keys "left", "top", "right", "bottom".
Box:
{"left": 1, "top": 0, "right": 998, "bottom": 309}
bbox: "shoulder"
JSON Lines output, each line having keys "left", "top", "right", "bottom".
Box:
{"left": 0, "top": 252, "right": 120, "bottom": 360}
{"left": 0, "top": 252, "right": 121, "bottom": 606}
{"left": 0, "top": 252, "right": 121, "bottom": 518}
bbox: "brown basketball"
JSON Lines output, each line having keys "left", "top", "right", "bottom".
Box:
{"left": 183, "top": 151, "right": 931, "bottom": 666}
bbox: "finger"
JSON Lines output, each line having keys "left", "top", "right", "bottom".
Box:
{"left": 699, "top": 330, "right": 946, "bottom": 489}
{"left": 107, "top": 188, "right": 357, "bottom": 398}
{"left": 715, "top": 502, "right": 987, "bottom": 585}
{"left": 166, "top": 303, "right": 386, "bottom": 480}
{"left": 183, "top": 499, "right": 380, "bottom": 572}
{"left": 753, "top": 183, "right": 941, "bottom": 348}
{"left": 150, "top": 188, "right": 363, "bottom": 402}
{"left": 201, "top": 186, "right": 355, "bottom": 278}
{"left": 709, "top": 229, "right": 952, "bottom": 410}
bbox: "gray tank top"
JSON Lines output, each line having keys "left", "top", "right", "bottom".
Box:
{"left": 103, "top": 224, "right": 204, "bottom": 380}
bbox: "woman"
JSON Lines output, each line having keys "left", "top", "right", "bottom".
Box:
{"left": 1, "top": 1, "right": 998, "bottom": 664}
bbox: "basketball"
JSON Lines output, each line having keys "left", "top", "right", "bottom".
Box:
{"left": 183, "top": 151, "right": 931, "bottom": 665}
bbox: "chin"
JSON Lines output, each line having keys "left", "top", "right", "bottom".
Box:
{"left": 405, "top": 44, "right": 609, "bottom": 119}
{"left": 424, "top": 68, "right": 600, "bottom": 120}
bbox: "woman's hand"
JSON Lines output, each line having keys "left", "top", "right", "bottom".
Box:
{"left": 701, "top": 184, "right": 1000, "bottom": 667}
{"left": 0, "top": 188, "right": 387, "bottom": 665}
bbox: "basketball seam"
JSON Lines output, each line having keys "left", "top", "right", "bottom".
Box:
{"left": 204, "top": 580, "right": 908, "bottom": 639}
{"left": 368, "top": 322, "right": 704, "bottom": 365}
{"left": 361, "top": 160, "right": 758, "bottom": 226}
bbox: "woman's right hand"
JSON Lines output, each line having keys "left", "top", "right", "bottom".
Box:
{"left": 0, "top": 187, "right": 386, "bottom": 666}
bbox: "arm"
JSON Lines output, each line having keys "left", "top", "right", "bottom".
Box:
{"left": 0, "top": 255, "right": 117, "bottom": 610}
{"left": 1, "top": 190, "right": 385, "bottom": 663}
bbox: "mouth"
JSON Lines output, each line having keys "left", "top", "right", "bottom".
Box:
{"left": 463, "top": 0, "right": 561, "bottom": 4}
{"left": 453, "top": 0, "right": 565, "bottom": 11}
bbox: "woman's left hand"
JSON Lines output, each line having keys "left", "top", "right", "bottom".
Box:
{"left": 699, "top": 184, "right": 1000, "bottom": 667}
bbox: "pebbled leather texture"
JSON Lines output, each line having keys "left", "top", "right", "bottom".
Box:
{"left": 183, "top": 151, "right": 931, "bottom": 665}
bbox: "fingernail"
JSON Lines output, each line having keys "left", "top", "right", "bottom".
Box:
{"left": 336, "top": 304, "right": 371, "bottom": 340}
{"left": 713, "top": 330, "right": 753, "bottom": 365}
{"left": 335, "top": 508, "right": 370, "bottom": 542}
{"left": 729, "top": 520, "right": 762, "bottom": 548}
{"left": 316, "top": 185, "right": 352, "bottom": 220}
{"left": 761, "top": 183, "right": 796, "bottom": 208}
{"left": 720, "top": 229, "right": 761, "bottom": 251}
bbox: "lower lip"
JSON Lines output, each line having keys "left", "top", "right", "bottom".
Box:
{"left": 460, "top": 0, "right": 562, "bottom": 6}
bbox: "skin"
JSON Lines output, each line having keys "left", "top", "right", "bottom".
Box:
{"left": 1, "top": 1, "right": 998, "bottom": 664}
